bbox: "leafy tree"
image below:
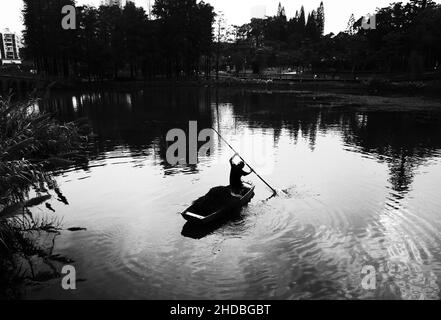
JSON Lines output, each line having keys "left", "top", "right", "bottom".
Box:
{"left": 317, "top": 2, "right": 325, "bottom": 36}
{"left": 153, "top": 0, "right": 214, "bottom": 77}
{"left": 22, "top": 0, "right": 77, "bottom": 78}
{"left": 23, "top": 0, "right": 215, "bottom": 80}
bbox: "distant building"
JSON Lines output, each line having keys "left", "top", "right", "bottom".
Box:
{"left": 0, "top": 29, "right": 22, "bottom": 65}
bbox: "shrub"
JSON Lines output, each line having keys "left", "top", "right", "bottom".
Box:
{"left": 0, "top": 95, "right": 87, "bottom": 297}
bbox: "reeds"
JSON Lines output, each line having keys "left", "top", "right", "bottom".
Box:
{"left": 0, "top": 95, "right": 85, "bottom": 297}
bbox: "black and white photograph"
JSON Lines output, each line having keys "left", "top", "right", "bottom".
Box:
{"left": 1, "top": 0, "right": 441, "bottom": 307}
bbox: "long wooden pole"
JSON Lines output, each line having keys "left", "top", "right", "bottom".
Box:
{"left": 212, "top": 128, "right": 277, "bottom": 195}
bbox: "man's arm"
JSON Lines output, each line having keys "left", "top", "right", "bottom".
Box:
{"left": 230, "top": 154, "right": 240, "bottom": 166}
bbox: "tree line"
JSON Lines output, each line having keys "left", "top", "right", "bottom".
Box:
{"left": 22, "top": 0, "right": 441, "bottom": 80}
{"left": 226, "top": 0, "right": 441, "bottom": 77}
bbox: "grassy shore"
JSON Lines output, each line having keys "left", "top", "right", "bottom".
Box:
{"left": 0, "top": 96, "right": 90, "bottom": 298}
{"left": 44, "top": 75, "right": 441, "bottom": 98}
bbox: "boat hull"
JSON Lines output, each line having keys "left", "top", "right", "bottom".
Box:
{"left": 181, "top": 183, "right": 255, "bottom": 224}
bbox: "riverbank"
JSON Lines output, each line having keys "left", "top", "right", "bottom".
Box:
{"left": 46, "top": 77, "right": 441, "bottom": 117}
{"left": 47, "top": 76, "right": 441, "bottom": 98}
{"left": 2, "top": 71, "right": 440, "bottom": 98}
{"left": 290, "top": 90, "right": 441, "bottom": 114}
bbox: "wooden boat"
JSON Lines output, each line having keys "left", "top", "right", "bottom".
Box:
{"left": 181, "top": 183, "right": 255, "bottom": 224}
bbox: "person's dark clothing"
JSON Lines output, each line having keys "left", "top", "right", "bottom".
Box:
{"left": 229, "top": 157, "right": 250, "bottom": 193}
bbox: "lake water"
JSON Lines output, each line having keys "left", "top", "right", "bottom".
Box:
{"left": 24, "top": 87, "right": 441, "bottom": 299}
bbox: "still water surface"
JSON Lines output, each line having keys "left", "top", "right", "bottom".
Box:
{"left": 26, "top": 88, "right": 441, "bottom": 299}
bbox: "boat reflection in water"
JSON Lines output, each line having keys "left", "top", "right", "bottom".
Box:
{"left": 182, "top": 211, "right": 245, "bottom": 240}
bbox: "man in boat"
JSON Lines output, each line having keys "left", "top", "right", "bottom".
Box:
{"left": 229, "top": 154, "right": 252, "bottom": 196}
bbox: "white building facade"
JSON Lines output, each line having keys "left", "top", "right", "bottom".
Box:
{"left": 0, "top": 29, "right": 22, "bottom": 65}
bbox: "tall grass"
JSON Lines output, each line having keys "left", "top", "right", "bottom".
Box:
{"left": 0, "top": 95, "right": 87, "bottom": 297}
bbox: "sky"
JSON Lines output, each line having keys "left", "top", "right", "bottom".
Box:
{"left": 1, "top": 0, "right": 439, "bottom": 35}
